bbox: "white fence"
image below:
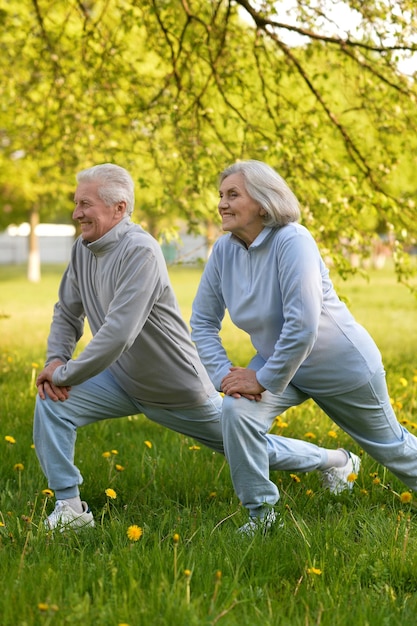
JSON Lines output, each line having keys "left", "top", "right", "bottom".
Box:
{"left": 0, "top": 224, "right": 208, "bottom": 265}
{"left": 0, "top": 224, "right": 76, "bottom": 265}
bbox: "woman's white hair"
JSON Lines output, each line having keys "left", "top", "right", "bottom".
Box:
{"left": 219, "top": 160, "right": 300, "bottom": 227}
{"left": 76, "top": 163, "right": 135, "bottom": 216}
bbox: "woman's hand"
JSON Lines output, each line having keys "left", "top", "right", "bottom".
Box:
{"left": 221, "top": 367, "right": 265, "bottom": 401}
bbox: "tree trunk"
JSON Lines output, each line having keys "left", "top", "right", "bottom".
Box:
{"left": 27, "top": 206, "right": 41, "bottom": 282}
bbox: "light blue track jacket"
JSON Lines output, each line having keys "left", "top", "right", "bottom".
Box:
{"left": 47, "top": 217, "right": 215, "bottom": 407}
{"left": 191, "top": 224, "right": 382, "bottom": 396}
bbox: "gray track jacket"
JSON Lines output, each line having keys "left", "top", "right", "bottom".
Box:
{"left": 48, "top": 217, "right": 215, "bottom": 407}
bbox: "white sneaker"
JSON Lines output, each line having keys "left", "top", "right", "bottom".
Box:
{"left": 322, "top": 450, "right": 361, "bottom": 495}
{"left": 44, "top": 500, "right": 95, "bottom": 531}
{"left": 237, "top": 509, "right": 280, "bottom": 538}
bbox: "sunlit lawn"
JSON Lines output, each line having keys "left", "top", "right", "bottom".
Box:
{"left": 1, "top": 261, "right": 417, "bottom": 625}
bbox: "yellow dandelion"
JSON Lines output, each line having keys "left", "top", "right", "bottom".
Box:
{"left": 127, "top": 525, "right": 143, "bottom": 541}
{"left": 347, "top": 472, "right": 357, "bottom": 483}
{"left": 215, "top": 570, "right": 222, "bottom": 580}
{"left": 38, "top": 603, "right": 49, "bottom": 612}
{"left": 188, "top": 445, "right": 201, "bottom": 450}
{"left": 413, "top": 375, "right": 417, "bottom": 384}
{"left": 184, "top": 569, "right": 192, "bottom": 604}
{"left": 102, "top": 451, "right": 111, "bottom": 458}
{"left": 399, "top": 377, "right": 408, "bottom": 387}
{"left": 173, "top": 533, "right": 180, "bottom": 544}
{"left": 111, "top": 449, "right": 118, "bottom": 455}
{"left": 274, "top": 418, "right": 288, "bottom": 428}
{"left": 307, "top": 567, "right": 322, "bottom": 575}
{"left": 105, "top": 488, "right": 117, "bottom": 499}
{"left": 400, "top": 418, "right": 410, "bottom": 425}
{"left": 360, "top": 489, "right": 369, "bottom": 495}
{"left": 400, "top": 491, "right": 413, "bottom": 504}
{"left": 13, "top": 463, "right": 24, "bottom": 471}
{"left": 306, "top": 489, "right": 314, "bottom": 496}
{"left": 395, "top": 401, "right": 403, "bottom": 410}
{"left": 31, "top": 362, "right": 39, "bottom": 368}
{"left": 0, "top": 522, "right": 5, "bottom": 527}
{"left": 115, "top": 464, "right": 125, "bottom": 472}
{"left": 5, "top": 435, "right": 16, "bottom": 444}
{"left": 42, "top": 489, "right": 54, "bottom": 497}
{"left": 209, "top": 491, "right": 217, "bottom": 498}
{"left": 290, "top": 473, "right": 301, "bottom": 483}
{"left": 373, "top": 477, "right": 381, "bottom": 485}
{"left": 144, "top": 440, "right": 152, "bottom": 449}
{"left": 304, "top": 432, "right": 316, "bottom": 440}
{"left": 327, "top": 430, "right": 337, "bottom": 438}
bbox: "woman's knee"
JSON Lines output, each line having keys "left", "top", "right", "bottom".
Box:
{"left": 222, "top": 395, "right": 265, "bottom": 432}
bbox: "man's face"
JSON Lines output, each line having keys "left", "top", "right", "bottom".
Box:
{"left": 73, "top": 180, "right": 125, "bottom": 242}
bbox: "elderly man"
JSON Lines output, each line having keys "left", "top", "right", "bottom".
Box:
{"left": 34, "top": 163, "right": 354, "bottom": 533}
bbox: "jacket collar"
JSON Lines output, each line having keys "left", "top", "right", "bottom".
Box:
{"left": 230, "top": 226, "right": 275, "bottom": 250}
{"left": 82, "top": 216, "right": 132, "bottom": 256}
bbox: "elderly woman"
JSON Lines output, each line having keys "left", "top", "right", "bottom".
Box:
{"left": 191, "top": 159, "right": 417, "bottom": 535}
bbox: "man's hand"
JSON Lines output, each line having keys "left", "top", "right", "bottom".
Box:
{"left": 36, "top": 359, "right": 72, "bottom": 402}
{"left": 221, "top": 367, "right": 265, "bottom": 401}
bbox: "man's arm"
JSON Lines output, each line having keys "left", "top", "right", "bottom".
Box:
{"left": 51, "top": 243, "right": 163, "bottom": 388}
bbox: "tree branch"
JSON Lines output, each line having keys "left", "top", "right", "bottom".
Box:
{"left": 234, "top": 0, "right": 417, "bottom": 54}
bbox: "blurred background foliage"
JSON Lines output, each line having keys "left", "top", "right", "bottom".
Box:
{"left": 0, "top": 0, "right": 416, "bottom": 283}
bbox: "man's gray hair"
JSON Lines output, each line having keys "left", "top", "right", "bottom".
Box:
{"left": 76, "top": 163, "right": 135, "bottom": 216}
{"left": 219, "top": 160, "right": 300, "bottom": 227}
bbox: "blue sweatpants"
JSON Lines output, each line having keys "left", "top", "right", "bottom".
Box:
{"left": 223, "top": 366, "right": 417, "bottom": 513}
{"left": 33, "top": 369, "right": 327, "bottom": 502}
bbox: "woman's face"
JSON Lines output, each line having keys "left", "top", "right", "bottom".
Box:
{"left": 218, "top": 173, "right": 265, "bottom": 246}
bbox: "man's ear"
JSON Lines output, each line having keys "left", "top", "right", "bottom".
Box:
{"left": 116, "top": 200, "right": 127, "bottom": 216}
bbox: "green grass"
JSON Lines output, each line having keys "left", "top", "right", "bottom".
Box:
{"left": 1, "top": 262, "right": 417, "bottom": 625}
